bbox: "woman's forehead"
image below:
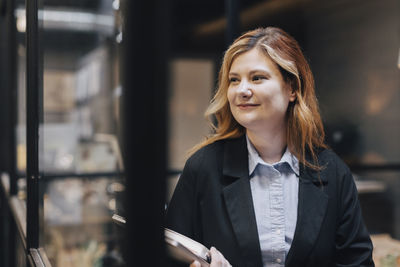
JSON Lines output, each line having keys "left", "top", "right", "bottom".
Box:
{"left": 229, "top": 48, "right": 279, "bottom": 74}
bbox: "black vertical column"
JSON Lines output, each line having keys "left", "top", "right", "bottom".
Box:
{"left": 0, "top": 5, "right": 6, "bottom": 267}
{"left": 0, "top": 0, "right": 7, "bottom": 176}
{"left": 7, "top": 0, "right": 17, "bottom": 197}
{"left": 225, "top": 0, "right": 240, "bottom": 46}
{"left": 2, "top": 0, "right": 18, "bottom": 266}
{"left": 1, "top": 0, "right": 18, "bottom": 196}
{"left": 122, "top": 0, "right": 169, "bottom": 266}
{"left": 26, "top": 0, "right": 40, "bottom": 250}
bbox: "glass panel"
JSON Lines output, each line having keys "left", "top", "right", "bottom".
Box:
{"left": 167, "top": 59, "right": 214, "bottom": 202}
{"left": 43, "top": 176, "right": 124, "bottom": 266}
{"left": 15, "top": 0, "right": 27, "bottom": 206}
{"left": 306, "top": 0, "right": 400, "bottom": 165}
{"left": 39, "top": 0, "right": 123, "bottom": 266}
{"left": 41, "top": 30, "right": 121, "bottom": 175}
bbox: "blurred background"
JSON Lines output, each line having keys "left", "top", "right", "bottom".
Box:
{"left": 0, "top": 0, "right": 399, "bottom": 266}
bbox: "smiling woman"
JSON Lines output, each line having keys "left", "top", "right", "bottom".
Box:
{"left": 166, "top": 27, "right": 374, "bottom": 267}
{"left": 227, "top": 48, "right": 296, "bottom": 163}
{"left": 192, "top": 27, "right": 325, "bottom": 170}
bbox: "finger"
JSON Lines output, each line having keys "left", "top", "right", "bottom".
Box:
{"left": 210, "top": 247, "right": 231, "bottom": 267}
{"left": 209, "top": 249, "right": 221, "bottom": 266}
{"left": 190, "top": 260, "right": 201, "bottom": 267}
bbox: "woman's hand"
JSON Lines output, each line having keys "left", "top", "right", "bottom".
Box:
{"left": 190, "top": 247, "right": 232, "bottom": 267}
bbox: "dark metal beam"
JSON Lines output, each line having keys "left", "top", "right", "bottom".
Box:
{"left": 26, "top": 0, "right": 40, "bottom": 250}
{"left": 1, "top": 0, "right": 18, "bottom": 196}
{"left": 0, "top": 0, "right": 19, "bottom": 265}
{"left": 122, "top": 0, "right": 169, "bottom": 265}
{"left": 7, "top": 0, "right": 17, "bottom": 197}
{"left": 225, "top": 0, "right": 240, "bottom": 46}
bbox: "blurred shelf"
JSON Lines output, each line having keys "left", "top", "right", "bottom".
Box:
{"left": 355, "top": 180, "right": 386, "bottom": 194}
{"left": 15, "top": 7, "right": 114, "bottom": 35}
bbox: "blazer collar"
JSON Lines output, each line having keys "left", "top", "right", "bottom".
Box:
{"left": 285, "top": 165, "right": 329, "bottom": 266}
{"left": 301, "top": 149, "right": 329, "bottom": 185}
{"left": 222, "top": 135, "right": 249, "bottom": 179}
{"left": 221, "top": 136, "right": 263, "bottom": 267}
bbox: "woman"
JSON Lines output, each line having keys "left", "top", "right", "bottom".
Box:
{"left": 166, "top": 27, "right": 374, "bottom": 267}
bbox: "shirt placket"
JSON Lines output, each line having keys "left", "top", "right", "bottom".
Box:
{"left": 268, "top": 167, "right": 285, "bottom": 265}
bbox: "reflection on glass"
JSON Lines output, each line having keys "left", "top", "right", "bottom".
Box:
{"left": 16, "top": 2, "right": 27, "bottom": 205}
{"left": 166, "top": 58, "right": 214, "bottom": 203}
{"left": 41, "top": 43, "right": 121, "bottom": 174}
{"left": 39, "top": 1, "right": 123, "bottom": 266}
{"left": 43, "top": 177, "right": 124, "bottom": 266}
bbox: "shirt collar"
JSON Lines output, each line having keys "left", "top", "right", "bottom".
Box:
{"left": 246, "top": 135, "right": 299, "bottom": 176}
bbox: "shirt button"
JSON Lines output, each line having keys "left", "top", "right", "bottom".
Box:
{"left": 276, "top": 258, "right": 282, "bottom": 263}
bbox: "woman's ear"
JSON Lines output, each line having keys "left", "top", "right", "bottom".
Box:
{"left": 286, "top": 80, "right": 297, "bottom": 102}
{"left": 289, "top": 88, "right": 296, "bottom": 102}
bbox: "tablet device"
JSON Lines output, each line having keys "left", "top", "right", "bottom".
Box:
{"left": 165, "top": 228, "right": 211, "bottom": 266}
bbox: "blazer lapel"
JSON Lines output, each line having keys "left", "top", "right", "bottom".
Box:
{"left": 285, "top": 165, "right": 329, "bottom": 267}
{"left": 222, "top": 137, "right": 263, "bottom": 267}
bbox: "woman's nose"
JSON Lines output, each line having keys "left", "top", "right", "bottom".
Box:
{"left": 238, "top": 80, "right": 252, "bottom": 98}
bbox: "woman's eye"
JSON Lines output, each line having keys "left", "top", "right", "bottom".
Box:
{"left": 253, "top": 75, "right": 265, "bottom": 81}
{"left": 229, "top": 77, "right": 239, "bottom": 83}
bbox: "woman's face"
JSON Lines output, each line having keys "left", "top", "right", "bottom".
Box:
{"left": 227, "top": 48, "right": 296, "bottom": 133}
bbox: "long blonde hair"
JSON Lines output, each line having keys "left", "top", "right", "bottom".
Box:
{"left": 191, "top": 27, "right": 327, "bottom": 170}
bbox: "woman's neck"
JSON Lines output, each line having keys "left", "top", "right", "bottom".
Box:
{"left": 246, "top": 126, "right": 287, "bottom": 164}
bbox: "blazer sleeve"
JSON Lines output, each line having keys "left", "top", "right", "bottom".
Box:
{"left": 164, "top": 157, "right": 200, "bottom": 267}
{"left": 165, "top": 153, "right": 203, "bottom": 241}
{"left": 335, "top": 163, "right": 374, "bottom": 266}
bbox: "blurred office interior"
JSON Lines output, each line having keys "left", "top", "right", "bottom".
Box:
{"left": 0, "top": 0, "right": 399, "bottom": 266}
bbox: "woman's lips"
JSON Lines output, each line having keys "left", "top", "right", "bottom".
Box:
{"left": 237, "top": 103, "right": 259, "bottom": 109}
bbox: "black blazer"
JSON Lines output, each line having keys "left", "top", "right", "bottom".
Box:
{"left": 166, "top": 136, "right": 374, "bottom": 267}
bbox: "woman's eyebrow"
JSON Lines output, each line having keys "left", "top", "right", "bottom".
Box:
{"left": 248, "top": 69, "right": 270, "bottom": 75}
{"left": 229, "top": 69, "right": 269, "bottom": 75}
{"left": 228, "top": 72, "right": 239, "bottom": 76}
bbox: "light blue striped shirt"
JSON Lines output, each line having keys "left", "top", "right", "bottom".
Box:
{"left": 246, "top": 136, "right": 299, "bottom": 267}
